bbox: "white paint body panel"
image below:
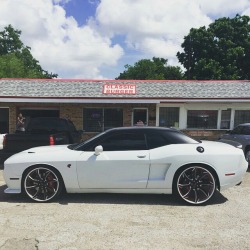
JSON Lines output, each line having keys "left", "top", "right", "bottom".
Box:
{"left": 3, "top": 141, "right": 248, "bottom": 195}
{"left": 76, "top": 150, "right": 150, "bottom": 189}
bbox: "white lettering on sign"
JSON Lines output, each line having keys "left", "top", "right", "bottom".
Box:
{"left": 103, "top": 84, "right": 136, "bottom": 95}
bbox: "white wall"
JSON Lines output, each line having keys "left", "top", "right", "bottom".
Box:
{"left": 157, "top": 102, "right": 250, "bottom": 130}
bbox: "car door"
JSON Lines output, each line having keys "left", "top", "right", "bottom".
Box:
{"left": 76, "top": 132, "right": 150, "bottom": 189}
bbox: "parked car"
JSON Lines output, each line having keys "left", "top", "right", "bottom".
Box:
{"left": 3, "top": 127, "right": 248, "bottom": 204}
{"left": 0, "top": 117, "right": 82, "bottom": 163}
{"left": 219, "top": 123, "right": 250, "bottom": 164}
{"left": 0, "top": 134, "right": 6, "bottom": 150}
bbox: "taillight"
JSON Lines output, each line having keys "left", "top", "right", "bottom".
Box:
{"left": 49, "top": 136, "right": 55, "bottom": 146}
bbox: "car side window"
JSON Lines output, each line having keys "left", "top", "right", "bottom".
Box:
{"left": 146, "top": 130, "right": 199, "bottom": 149}
{"left": 146, "top": 134, "right": 169, "bottom": 149}
{"left": 146, "top": 131, "right": 179, "bottom": 149}
{"left": 231, "top": 126, "right": 243, "bottom": 134}
{"left": 240, "top": 126, "right": 250, "bottom": 135}
{"left": 98, "top": 133, "right": 147, "bottom": 151}
{"left": 27, "top": 119, "right": 67, "bottom": 132}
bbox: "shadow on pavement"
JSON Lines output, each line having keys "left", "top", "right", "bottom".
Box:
{"left": 0, "top": 183, "right": 228, "bottom": 206}
{"left": 58, "top": 190, "right": 228, "bottom": 206}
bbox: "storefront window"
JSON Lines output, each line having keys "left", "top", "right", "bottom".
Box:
{"left": 234, "top": 110, "right": 250, "bottom": 127}
{"left": 187, "top": 110, "right": 218, "bottom": 129}
{"left": 83, "top": 108, "right": 123, "bottom": 132}
{"left": 159, "top": 107, "right": 179, "bottom": 128}
{"left": 220, "top": 110, "right": 231, "bottom": 129}
{"left": 133, "top": 109, "right": 148, "bottom": 126}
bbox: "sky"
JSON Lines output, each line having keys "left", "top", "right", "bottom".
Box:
{"left": 0, "top": 0, "right": 250, "bottom": 79}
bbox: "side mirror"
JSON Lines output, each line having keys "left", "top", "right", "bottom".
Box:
{"left": 94, "top": 145, "right": 103, "bottom": 156}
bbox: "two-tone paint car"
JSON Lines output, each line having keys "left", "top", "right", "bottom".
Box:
{"left": 3, "top": 127, "right": 248, "bottom": 205}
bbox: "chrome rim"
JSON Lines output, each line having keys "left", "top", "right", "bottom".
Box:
{"left": 177, "top": 166, "right": 216, "bottom": 204}
{"left": 24, "top": 167, "right": 59, "bottom": 202}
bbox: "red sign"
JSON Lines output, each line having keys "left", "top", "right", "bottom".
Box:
{"left": 103, "top": 84, "right": 136, "bottom": 95}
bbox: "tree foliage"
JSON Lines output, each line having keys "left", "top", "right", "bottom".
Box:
{"left": 0, "top": 25, "right": 57, "bottom": 78}
{"left": 116, "top": 57, "right": 184, "bottom": 80}
{"left": 177, "top": 14, "right": 250, "bottom": 80}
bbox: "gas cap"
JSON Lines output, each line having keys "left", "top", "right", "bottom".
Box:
{"left": 196, "top": 146, "right": 205, "bottom": 153}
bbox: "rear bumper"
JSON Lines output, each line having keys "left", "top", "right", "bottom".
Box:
{"left": 220, "top": 162, "right": 248, "bottom": 191}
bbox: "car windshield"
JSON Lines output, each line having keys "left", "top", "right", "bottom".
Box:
{"left": 68, "top": 131, "right": 107, "bottom": 150}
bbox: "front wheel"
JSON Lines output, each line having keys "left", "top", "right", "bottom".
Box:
{"left": 174, "top": 165, "right": 216, "bottom": 205}
{"left": 22, "top": 166, "right": 63, "bottom": 202}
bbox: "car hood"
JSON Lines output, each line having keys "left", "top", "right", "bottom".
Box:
{"left": 5, "top": 145, "right": 75, "bottom": 164}
{"left": 23, "top": 145, "right": 70, "bottom": 153}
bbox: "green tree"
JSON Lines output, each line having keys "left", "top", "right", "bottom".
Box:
{"left": 177, "top": 14, "right": 250, "bottom": 80}
{"left": 0, "top": 25, "right": 57, "bottom": 78}
{"left": 116, "top": 57, "right": 184, "bottom": 80}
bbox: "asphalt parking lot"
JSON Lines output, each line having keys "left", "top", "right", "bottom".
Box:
{"left": 0, "top": 165, "right": 250, "bottom": 250}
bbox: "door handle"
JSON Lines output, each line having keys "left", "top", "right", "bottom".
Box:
{"left": 137, "top": 155, "right": 146, "bottom": 158}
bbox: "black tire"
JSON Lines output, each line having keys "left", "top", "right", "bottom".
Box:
{"left": 22, "top": 166, "right": 63, "bottom": 202}
{"left": 245, "top": 149, "right": 250, "bottom": 165}
{"left": 173, "top": 165, "right": 216, "bottom": 205}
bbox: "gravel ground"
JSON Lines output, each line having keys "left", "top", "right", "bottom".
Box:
{"left": 0, "top": 166, "right": 249, "bottom": 250}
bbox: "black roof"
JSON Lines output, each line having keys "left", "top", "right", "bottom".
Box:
{"left": 105, "top": 126, "right": 178, "bottom": 132}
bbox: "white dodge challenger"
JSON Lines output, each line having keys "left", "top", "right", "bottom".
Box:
{"left": 3, "top": 127, "right": 248, "bottom": 205}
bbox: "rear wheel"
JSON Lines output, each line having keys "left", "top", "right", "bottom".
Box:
{"left": 174, "top": 165, "right": 216, "bottom": 205}
{"left": 22, "top": 166, "right": 63, "bottom": 202}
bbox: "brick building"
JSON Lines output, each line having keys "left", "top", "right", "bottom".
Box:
{"left": 1, "top": 79, "right": 250, "bottom": 140}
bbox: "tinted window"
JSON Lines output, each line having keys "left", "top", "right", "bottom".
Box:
{"left": 165, "top": 131, "right": 199, "bottom": 144}
{"left": 98, "top": 133, "right": 147, "bottom": 151}
{"left": 71, "top": 128, "right": 199, "bottom": 151}
{"left": 71, "top": 131, "right": 107, "bottom": 151}
{"left": 146, "top": 133, "right": 169, "bottom": 149}
{"left": 231, "top": 126, "right": 243, "bottom": 134}
{"left": 27, "top": 118, "right": 67, "bottom": 132}
{"left": 81, "top": 132, "right": 147, "bottom": 151}
{"left": 146, "top": 130, "right": 198, "bottom": 149}
{"left": 240, "top": 126, "right": 250, "bottom": 135}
